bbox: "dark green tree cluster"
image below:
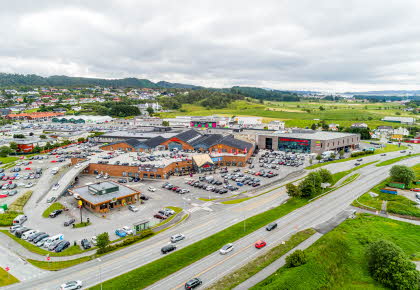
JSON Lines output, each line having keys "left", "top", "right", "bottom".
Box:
{"left": 13, "top": 134, "right": 25, "bottom": 138}
{"left": 367, "top": 240, "right": 419, "bottom": 289}
{"left": 230, "top": 86, "right": 300, "bottom": 102}
{"left": 286, "top": 169, "right": 332, "bottom": 198}
{"left": 390, "top": 165, "right": 416, "bottom": 186}
{"left": 286, "top": 250, "right": 307, "bottom": 268}
{"left": 344, "top": 127, "right": 371, "bottom": 139}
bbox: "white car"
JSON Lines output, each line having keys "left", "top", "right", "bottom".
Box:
{"left": 52, "top": 183, "right": 60, "bottom": 190}
{"left": 128, "top": 205, "right": 138, "bottom": 212}
{"left": 170, "top": 234, "right": 185, "bottom": 243}
{"left": 148, "top": 186, "right": 156, "bottom": 192}
{"left": 91, "top": 236, "right": 97, "bottom": 246}
{"left": 96, "top": 174, "right": 102, "bottom": 179}
{"left": 25, "top": 182, "right": 34, "bottom": 188}
{"left": 164, "top": 208, "right": 175, "bottom": 215}
{"left": 219, "top": 243, "right": 234, "bottom": 255}
{"left": 60, "top": 280, "right": 83, "bottom": 290}
{"left": 122, "top": 226, "right": 134, "bottom": 235}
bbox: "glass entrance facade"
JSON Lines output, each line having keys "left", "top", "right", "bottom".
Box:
{"left": 278, "top": 137, "right": 311, "bottom": 153}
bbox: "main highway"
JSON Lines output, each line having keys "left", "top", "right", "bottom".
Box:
{"left": 4, "top": 147, "right": 419, "bottom": 290}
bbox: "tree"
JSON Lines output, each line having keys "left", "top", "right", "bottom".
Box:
{"left": 77, "top": 137, "right": 86, "bottom": 143}
{"left": 286, "top": 183, "right": 301, "bottom": 197}
{"left": 311, "top": 123, "right": 317, "bottom": 130}
{"left": 390, "top": 165, "right": 416, "bottom": 186}
{"left": 13, "top": 134, "right": 25, "bottom": 139}
{"left": 96, "top": 232, "right": 110, "bottom": 250}
{"left": 316, "top": 154, "right": 322, "bottom": 163}
{"left": 286, "top": 250, "right": 307, "bottom": 267}
{"left": 33, "top": 145, "right": 42, "bottom": 153}
{"left": 39, "top": 134, "right": 47, "bottom": 139}
{"left": 162, "top": 120, "right": 170, "bottom": 126}
{"left": 299, "top": 172, "right": 322, "bottom": 197}
{"left": 319, "top": 106, "right": 325, "bottom": 111}
{"left": 9, "top": 142, "right": 18, "bottom": 151}
{"left": 0, "top": 146, "right": 11, "bottom": 157}
{"left": 367, "top": 240, "right": 419, "bottom": 289}
{"left": 339, "top": 149, "right": 345, "bottom": 158}
{"left": 29, "top": 132, "right": 34, "bottom": 136}
{"left": 146, "top": 107, "right": 154, "bottom": 116}
{"left": 318, "top": 168, "right": 333, "bottom": 184}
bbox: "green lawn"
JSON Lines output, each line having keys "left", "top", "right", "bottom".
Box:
{"left": 0, "top": 267, "right": 19, "bottom": 286}
{"left": 8, "top": 190, "right": 33, "bottom": 212}
{"left": 0, "top": 230, "right": 85, "bottom": 256}
{"left": 0, "top": 156, "right": 19, "bottom": 165}
{"left": 253, "top": 214, "right": 420, "bottom": 289}
{"left": 330, "top": 161, "right": 376, "bottom": 185}
{"left": 375, "top": 153, "right": 420, "bottom": 167}
{"left": 353, "top": 177, "right": 420, "bottom": 218}
{"left": 74, "top": 221, "right": 91, "bottom": 228}
{"left": 28, "top": 256, "right": 93, "bottom": 271}
{"left": 0, "top": 211, "right": 21, "bottom": 226}
{"left": 42, "top": 202, "right": 64, "bottom": 218}
{"left": 208, "top": 229, "right": 316, "bottom": 290}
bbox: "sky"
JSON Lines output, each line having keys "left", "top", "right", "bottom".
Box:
{"left": 1, "top": 0, "right": 420, "bottom": 92}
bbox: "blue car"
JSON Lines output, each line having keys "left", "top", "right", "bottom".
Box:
{"left": 115, "top": 229, "right": 127, "bottom": 237}
{"left": 236, "top": 182, "right": 244, "bottom": 187}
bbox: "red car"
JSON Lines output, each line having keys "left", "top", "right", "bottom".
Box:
{"left": 154, "top": 214, "right": 167, "bottom": 220}
{"left": 171, "top": 186, "right": 179, "bottom": 192}
{"left": 0, "top": 194, "right": 8, "bottom": 198}
{"left": 2, "top": 176, "right": 8, "bottom": 181}
{"left": 410, "top": 188, "right": 420, "bottom": 192}
{"left": 9, "top": 176, "right": 15, "bottom": 180}
{"left": 25, "top": 167, "right": 31, "bottom": 170}
{"left": 255, "top": 240, "right": 267, "bottom": 249}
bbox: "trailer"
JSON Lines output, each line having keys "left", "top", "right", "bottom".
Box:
{"left": 380, "top": 188, "right": 398, "bottom": 195}
{"left": 413, "top": 180, "right": 420, "bottom": 185}
{"left": 387, "top": 182, "right": 406, "bottom": 189}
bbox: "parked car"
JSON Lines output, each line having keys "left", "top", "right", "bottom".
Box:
{"left": 410, "top": 188, "right": 420, "bottom": 192}
{"left": 128, "top": 205, "right": 139, "bottom": 212}
{"left": 255, "top": 240, "right": 267, "bottom": 249}
{"left": 81, "top": 239, "right": 91, "bottom": 250}
{"left": 154, "top": 213, "right": 167, "bottom": 220}
{"left": 117, "top": 179, "right": 127, "bottom": 183}
{"left": 60, "top": 280, "right": 83, "bottom": 290}
{"left": 115, "top": 229, "right": 127, "bottom": 237}
{"left": 33, "top": 233, "right": 49, "bottom": 244}
{"left": 122, "top": 226, "right": 134, "bottom": 235}
{"left": 64, "top": 218, "right": 76, "bottom": 227}
{"left": 49, "top": 209, "right": 63, "bottom": 218}
{"left": 148, "top": 186, "right": 156, "bottom": 192}
{"left": 170, "top": 234, "right": 185, "bottom": 243}
{"left": 266, "top": 222, "right": 278, "bottom": 231}
{"left": 47, "top": 196, "right": 56, "bottom": 203}
{"left": 184, "top": 278, "right": 202, "bottom": 289}
{"left": 55, "top": 240, "right": 70, "bottom": 252}
{"left": 161, "top": 244, "right": 176, "bottom": 254}
{"left": 219, "top": 243, "right": 234, "bottom": 255}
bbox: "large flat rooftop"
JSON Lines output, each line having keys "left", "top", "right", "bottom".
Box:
{"left": 268, "top": 131, "right": 359, "bottom": 141}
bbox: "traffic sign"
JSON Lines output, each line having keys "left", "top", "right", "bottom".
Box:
{"left": 46, "top": 255, "right": 51, "bottom": 261}
{"left": 4, "top": 266, "right": 10, "bottom": 272}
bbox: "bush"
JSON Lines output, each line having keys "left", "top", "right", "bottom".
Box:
{"left": 351, "top": 151, "right": 375, "bottom": 158}
{"left": 8, "top": 190, "right": 32, "bottom": 212}
{"left": 390, "top": 165, "right": 416, "bottom": 186}
{"left": 285, "top": 250, "right": 307, "bottom": 267}
{"left": 97, "top": 229, "right": 154, "bottom": 254}
{"left": 0, "top": 211, "right": 20, "bottom": 226}
{"left": 367, "top": 240, "right": 420, "bottom": 289}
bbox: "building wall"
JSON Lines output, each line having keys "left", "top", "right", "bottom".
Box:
{"left": 160, "top": 137, "right": 194, "bottom": 150}
{"left": 100, "top": 142, "right": 137, "bottom": 152}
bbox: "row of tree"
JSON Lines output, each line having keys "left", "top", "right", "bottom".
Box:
{"left": 286, "top": 169, "right": 333, "bottom": 198}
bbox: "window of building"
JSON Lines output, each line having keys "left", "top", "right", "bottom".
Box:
{"left": 122, "top": 172, "right": 127, "bottom": 177}
{"left": 156, "top": 174, "right": 161, "bottom": 178}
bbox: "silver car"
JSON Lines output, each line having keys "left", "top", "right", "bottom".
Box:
{"left": 170, "top": 234, "right": 185, "bottom": 243}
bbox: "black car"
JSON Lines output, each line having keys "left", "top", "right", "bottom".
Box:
{"left": 266, "top": 222, "right": 278, "bottom": 231}
{"left": 64, "top": 218, "right": 76, "bottom": 227}
{"left": 81, "top": 238, "right": 91, "bottom": 249}
{"left": 55, "top": 240, "right": 70, "bottom": 252}
{"left": 118, "top": 179, "right": 127, "bottom": 183}
{"left": 140, "top": 195, "right": 149, "bottom": 200}
{"left": 15, "top": 227, "right": 30, "bottom": 238}
{"left": 185, "top": 278, "right": 202, "bottom": 289}
{"left": 33, "top": 233, "right": 49, "bottom": 243}
{"left": 161, "top": 244, "right": 176, "bottom": 254}
{"left": 49, "top": 209, "right": 63, "bottom": 218}
{"left": 28, "top": 232, "right": 45, "bottom": 242}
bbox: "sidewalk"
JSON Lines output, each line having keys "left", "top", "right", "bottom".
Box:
{"left": 233, "top": 232, "right": 323, "bottom": 290}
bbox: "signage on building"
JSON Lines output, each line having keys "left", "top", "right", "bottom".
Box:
{"left": 315, "top": 141, "right": 321, "bottom": 147}
{"left": 279, "top": 138, "right": 310, "bottom": 145}
{"left": 211, "top": 157, "right": 223, "bottom": 162}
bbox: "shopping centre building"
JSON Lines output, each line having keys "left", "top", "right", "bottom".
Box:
{"left": 256, "top": 130, "right": 360, "bottom": 154}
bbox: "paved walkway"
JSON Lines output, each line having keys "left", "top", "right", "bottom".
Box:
{"left": 233, "top": 232, "right": 323, "bottom": 290}
{"left": 0, "top": 243, "right": 46, "bottom": 281}
{"left": 351, "top": 206, "right": 420, "bottom": 225}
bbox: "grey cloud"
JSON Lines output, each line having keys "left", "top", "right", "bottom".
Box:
{"left": 0, "top": 0, "right": 420, "bottom": 91}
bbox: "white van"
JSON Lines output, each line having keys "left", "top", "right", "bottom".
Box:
{"left": 13, "top": 215, "right": 28, "bottom": 225}
{"left": 22, "top": 230, "right": 38, "bottom": 240}
{"left": 43, "top": 234, "right": 64, "bottom": 248}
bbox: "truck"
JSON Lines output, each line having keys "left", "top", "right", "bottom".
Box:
{"left": 387, "top": 182, "right": 405, "bottom": 189}
{"left": 380, "top": 188, "right": 398, "bottom": 195}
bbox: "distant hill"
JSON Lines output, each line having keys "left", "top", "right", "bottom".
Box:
{"left": 0, "top": 73, "right": 200, "bottom": 89}
{"left": 345, "top": 90, "right": 420, "bottom": 96}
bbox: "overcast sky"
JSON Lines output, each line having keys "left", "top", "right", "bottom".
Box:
{"left": 1, "top": 0, "right": 420, "bottom": 92}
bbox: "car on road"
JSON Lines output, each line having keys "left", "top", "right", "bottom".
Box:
{"left": 52, "top": 183, "right": 60, "bottom": 190}
{"left": 115, "top": 229, "right": 127, "bottom": 237}
{"left": 170, "top": 234, "right": 185, "bottom": 243}
{"left": 49, "top": 209, "right": 63, "bottom": 218}
{"left": 47, "top": 196, "right": 56, "bottom": 203}
{"left": 128, "top": 205, "right": 139, "bottom": 212}
{"left": 60, "top": 280, "right": 83, "bottom": 290}
{"left": 161, "top": 244, "right": 176, "bottom": 254}
{"left": 354, "top": 163, "right": 360, "bottom": 166}
{"left": 400, "top": 150, "right": 406, "bottom": 153}
{"left": 122, "top": 226, "right": 134, "bottom": 235}
{"left": 184, "top": 278, "right": 202, "bottom": 289}
{"left": 81, "top": 239, "right": 91, "bottom": 250}
{"left": 219, "top": 243, "right": 234, "bottom": 255}
{"left": 356, "top": 159, "right": 363, "bottom": 161}
{"left": 255, "top": 240, "right": 267, "bottom": 249}
{"left": 410, "top": 188, "right": 420, "bottom": 192}
{"left": 148, "top": 186, "right": 156, "bottom": 192}
{"left": 64, "top": 218, "right": 76, "bottom": 227}
{"left": 380, "top": 153, "right": 386, "bottom": 156}
{"left": 266, "top": 222, "right": 278, "bottom": 231}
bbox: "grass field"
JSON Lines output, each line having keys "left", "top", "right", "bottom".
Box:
{"left": 0, "top": 156, "right": 19, "bottom": 165}
{"left": 253, "top": 214, "right": 420, "bottom": 289}
{"left": 208, "top": 229, "right": 316, "bottom": 290}
{"left": 0, "top": 267, "right": 19, "bottom": 286}
{"left": 330, "top": 161, "right": 376, "bottom": 185}
{"left": 157, "top": 100, "right": 417, "bottom": 128}
{"left": 28, "top": 256, "right": 93, "bottom": 271}
{"left": 42, "top": 202, "right": 64, "bottom": 218}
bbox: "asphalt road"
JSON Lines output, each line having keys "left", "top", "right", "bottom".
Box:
{"left": 4, "top": 147, "right": 419, "bottom": 290}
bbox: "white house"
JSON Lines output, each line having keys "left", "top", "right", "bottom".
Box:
{"left": 234, "top": 117, "right": 263, "bottom": 128}
{"left": 267, "top": 120, "right": 285, "bottom": 130}
{"left": 393, "top": 127, "right": 409, "bottom": 136}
